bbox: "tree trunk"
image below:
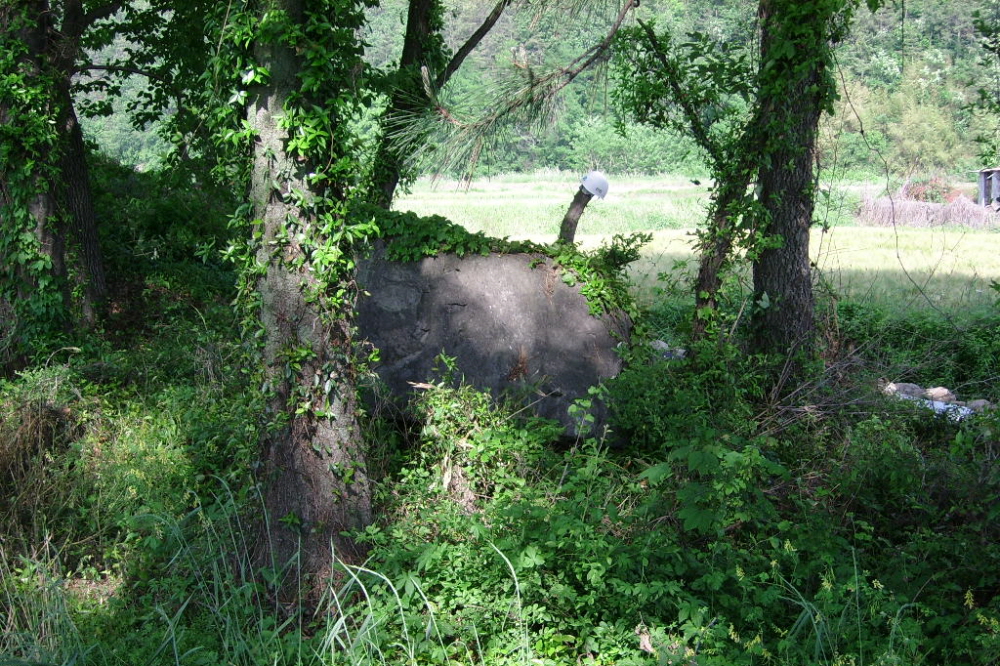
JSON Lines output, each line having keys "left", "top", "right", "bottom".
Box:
{"left": 557, "top": 187, "right": 593, "bottom": 244}
{"left": 247, "top": 0, "right": 372, "bottom": 599}
{"left": 6, "top": 0, "right": 65, "bottom": 291}
{"left": 691, "top": 178, "right": 747, "bottom": 342}
{"left": 0, "top": 0, "right": 71, "bottom": 365}
{"left": 1, "top": 0, "right": 109, "bottom": 344}
{"left": 369, "top": 0, "right": 515, "bottom": 207}
{"left": 370, "top": 0, "right": 441, "bottom": 207}
{"left": 54, "top": 0, "right": 110, "bottom": 325}
{"left": 749, "top": 0, "right": 826, "bottom": 359}
{"left": 57, "top": 79, "right": 107, "bottom": 325}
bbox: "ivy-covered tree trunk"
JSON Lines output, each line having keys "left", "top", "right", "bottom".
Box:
{"left": 691, "top": 174, "right": 752, "bottom": 342}
{"left": 246, "top": 0, "right": 372, "bottom": 598}
{"left": 749, "top": 0, "right": 848, "bottom": 359}
{"left": 0, "top": 0, "right": 111, "bottom": 364}
{"left": 0, "top": 0, "right": 70, "bottom": 371}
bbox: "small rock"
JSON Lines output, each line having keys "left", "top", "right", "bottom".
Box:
{"left": 924, "top": 386, "right": 956, "bottom": 403}
{"left": 884, "top": 382, "right": 924, "bottom": 400}
{"left": 651, "top": 339, "right": 686, "bottom": 360}
{"left": 967, "top": 399, "right": 994, "bottom": 413}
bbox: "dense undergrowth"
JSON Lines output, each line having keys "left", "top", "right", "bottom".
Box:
{"left": 2, "top": 162, "right": 1000, "bottom": 665}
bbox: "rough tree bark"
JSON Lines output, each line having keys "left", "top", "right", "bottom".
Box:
{"left": 53, "top": 0, "right": 113, "bottom": 323}
{"left": 0, "top": 0, "right": 69, "bottom": 345}
{"left": 749, "top": 0, "right": 835, "bottom": 359}
{"left": 56, "top": 79, "right": 107, "bottom": 324}
{"left": 247, "top": 0, "right": 372, "bottom": 598}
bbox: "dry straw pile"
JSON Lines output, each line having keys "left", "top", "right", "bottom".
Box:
{"left": 857, "top": 194, "right": 1000, "bottom": 229}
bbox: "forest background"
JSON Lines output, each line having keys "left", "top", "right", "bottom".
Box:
{"left": 90, "top": 0, "right": 992, "bottom": 180}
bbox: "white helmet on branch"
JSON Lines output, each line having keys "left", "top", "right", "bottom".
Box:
{"left": 581, "top": 171, "right": 609, "bottom": 199}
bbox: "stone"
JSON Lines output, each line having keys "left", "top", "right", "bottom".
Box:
{"left": 967, "top": 399, "right": 994, "bottom": 413}
{"left": 924, "top": 386, "right": 956, "bottom": 403}
{"left": 651, "top": 339, "right": 686, "bottom": 360}
{"left": 883, "top": 382, "right": 924, "bottom": 400}
{"left": 356, "top": 244, "right": 630, "bottom": 436}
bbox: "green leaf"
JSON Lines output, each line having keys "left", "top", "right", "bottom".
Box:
{"left": 638, "top": 462, "right": 672, "bottom": 485}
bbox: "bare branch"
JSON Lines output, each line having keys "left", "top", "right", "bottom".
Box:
{"left": 436, "top": 0, "right": 515, "bottom": 89}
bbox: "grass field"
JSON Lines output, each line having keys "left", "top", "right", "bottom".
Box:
{"left": 396, "top": 172, "right": 1000, "bottom": 318}
{"left": 396, "top": 172, "right": 714, "bottom": 236}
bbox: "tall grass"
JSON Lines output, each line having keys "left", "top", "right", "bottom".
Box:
{"left": 0, "top": 473, "right": 537, "bottom": 666}
{"left": 0, "top": 543, "right": 87, "bottom": 665}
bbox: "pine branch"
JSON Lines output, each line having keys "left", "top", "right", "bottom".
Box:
{"left": 411, "top": 0, "right": 638, "bottom": 177}
{"left": 436, "top": 0, "right": 515, "bottom": 89}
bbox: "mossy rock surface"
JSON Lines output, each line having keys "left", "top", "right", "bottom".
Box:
{"left": 357, "top": 242, "right": 630, "bottom": 436}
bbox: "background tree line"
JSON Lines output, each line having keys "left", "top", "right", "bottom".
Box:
{"left": 80, "top": 0, "right": 997, "bottom": 180}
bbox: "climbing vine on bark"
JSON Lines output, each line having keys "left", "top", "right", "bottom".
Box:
{"left": 0, "top": 3, "right": 70, "bottom": 368}
{"left": 615, "top": 0, "right": 883, "bottom": 367}
{"left": 205, "top": 0, "right": 380, "bottom": 596}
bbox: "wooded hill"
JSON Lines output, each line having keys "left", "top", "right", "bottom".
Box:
{"left": 455, "top": 0, "right": 987, "bottom": 177}
{"left": 83, "top": 0, "right": 993, "bottom": 179}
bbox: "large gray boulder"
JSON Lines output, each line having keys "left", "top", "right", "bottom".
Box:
{"left": 356, "top": 245, "right": 630, "bottom": 436}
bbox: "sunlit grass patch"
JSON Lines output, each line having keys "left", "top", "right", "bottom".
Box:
{"left": 812, "top": 226, "right": 1000, "bottom": 318}
{"left": 399, "top": 172, "right": 1000, "bottom": 320}
{"left": 395, "top": 172, "right": 711, "bottom": 239}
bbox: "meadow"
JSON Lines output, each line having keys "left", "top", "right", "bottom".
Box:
{"left": 397, "top": 172, "right": 1000, "bottom": 317}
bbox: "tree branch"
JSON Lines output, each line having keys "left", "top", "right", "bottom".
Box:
{"left": 82, "top": 1, "right": 123, "bottom": 28}
{"left": 411, "top": 0, "right": 638, "bottom": 179}
{"left": 635, "top": 19, "right": 722, "bottom": 166}
{"left": 436, "top": 0, "right": 514, "bottom": 89}
{"left": 78, "top": 63, "right": 176, "bottom": 88}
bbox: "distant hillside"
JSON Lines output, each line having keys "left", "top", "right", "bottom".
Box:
{"left": 82, "top": 0, "right": 992, "bottom": 179}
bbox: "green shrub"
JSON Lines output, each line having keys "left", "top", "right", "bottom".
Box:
{"left": 836, "top": 299, "right": 1000, "bottom": 401}
{"left": 606, "top": 345, "right": 763, "bottom": 451}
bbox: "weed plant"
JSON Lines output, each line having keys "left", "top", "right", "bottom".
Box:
{"left": 3, "top": 162, "right": 1000, "bottom": 664}
{"left": 357, "top": 355, "right": 1000, "bottom": 665}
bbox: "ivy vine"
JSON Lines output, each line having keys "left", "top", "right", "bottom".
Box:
{"left": 0, "top": 6, "right": 70, "bottom": 360}
{"left": 352, "top": 202, "right": 647, "bottom": 319}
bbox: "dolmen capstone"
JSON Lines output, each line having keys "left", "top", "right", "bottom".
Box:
{"left": 356, "top": 244, "right": 629, "bottom": 437}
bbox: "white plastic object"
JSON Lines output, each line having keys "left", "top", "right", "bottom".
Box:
{"left": 580, "top": 171, "right": 609, "bottom": 199}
